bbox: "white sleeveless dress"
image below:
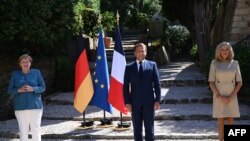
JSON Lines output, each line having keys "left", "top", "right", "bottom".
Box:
{"left": 208, "top": 60, "right": 242, "bottom": 118}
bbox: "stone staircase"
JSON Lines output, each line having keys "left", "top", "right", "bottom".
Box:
{"left": 106, "top": 29, "right": 138, "bottom": 63}
{"left": 89, "top": 28, "right": 139, "bottom": 73}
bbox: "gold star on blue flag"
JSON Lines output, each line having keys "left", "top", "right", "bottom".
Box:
{"left": 90, "top": 28, "right": 113, "bottom": 114}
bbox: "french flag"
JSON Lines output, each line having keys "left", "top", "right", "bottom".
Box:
{"left": 108, "top": 26, "right": 128, "bottom": 114}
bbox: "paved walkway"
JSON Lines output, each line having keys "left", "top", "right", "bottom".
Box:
{"left": 0, "top": 61, "right": 249, "bottom": 141}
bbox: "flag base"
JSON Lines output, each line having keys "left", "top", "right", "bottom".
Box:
{"left": 100, "top": 118, "right": 113, "bottom": 125}
{"left": 117, "top": 121, "right": 131, "bottom": 128}
{"left": 96, "top": 118, "right": 113, "bottom": 128}
{"left": 113, "top": 121, "right": 131, "bottom": 131}
{"left": 76, "top": 120, "right": 94, "bottom": 130}
{"left": 81, "top": 120, "right": 94, "bottom": 127}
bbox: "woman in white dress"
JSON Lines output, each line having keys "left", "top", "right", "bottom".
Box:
{"left": 208, "top": 42, "right": 242, "bottom": 141}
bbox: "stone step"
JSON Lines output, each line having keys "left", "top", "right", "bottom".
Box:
{"left": 121, "top": 29, "right": 139, "bottom": 36}
{"left": 1, "top": 119, "right": 250, "bottom": 140}
{"left": 41, "top": 103, "right": 250, "bottom": 121}
{"left": 121, "top": 39, "right": 138, "bottom": 45}
{"left": 121, "top": 36, "right": 139, "bottom": 41}
{"left": 105, "top": 50, "right": 134, "bottom": 57}
{"left": 108, "top": 42, "right": 136, "bottom": 49}
{"left": 88, "top": 61, "right": 207, "bottom": 87}
{"left": 45, "top": 86, "right": 212, "bottom": 106}
{"left": 106, "top": 55, "right": 135, "bottom": 62}
{"left": 43, "top": 92, "right": 250, "bottom": 120}
{"left": 159, "top": 62, "right": 207, "bottom": 87}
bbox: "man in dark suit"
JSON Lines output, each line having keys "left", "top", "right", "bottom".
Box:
{"left": 123, "top": 43, "right": 161, "bottom": 141}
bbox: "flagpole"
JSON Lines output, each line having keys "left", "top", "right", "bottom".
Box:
{"left": 117, "top": 10, "right": 124, "bottom": 128}
{"left": 83, "top": 111, "right": 86, "bottom": 123}
{"left": 74, "top": 34, "right": 94, "bottom": 129}
{"left": 120, "top": 112, "right": 123, "bottom": 126}
{"left": 100, "top": 110, "right": 113, "bottom": 126}
{"left": 81, "top": 111, "right": 87, "bottom": 126}
{"left": 103, "top": 110, "right": 106, "bottom": 120}
{"left": 81, "top": 111, "right": 94, "bottom": 128}
{"left": 115, "top": 10, "right": 130, "bottom": 129}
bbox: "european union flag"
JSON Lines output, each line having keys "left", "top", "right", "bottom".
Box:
{"left": 91, "top": 28, "right": 113, "bottom": 114}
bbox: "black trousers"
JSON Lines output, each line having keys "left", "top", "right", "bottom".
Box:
{"left": 132, "top": 105, "right": 155, "bottom": 141}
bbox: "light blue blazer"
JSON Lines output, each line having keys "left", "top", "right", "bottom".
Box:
{"left": 8, "top": 69, "right": 46, "bottom": 110}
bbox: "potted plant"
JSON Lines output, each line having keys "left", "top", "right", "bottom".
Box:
{"left": 101, "top": 11, "right": 116, "bottom": 48}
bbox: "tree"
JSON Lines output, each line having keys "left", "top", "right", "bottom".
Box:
{"left": 210, "top": 0, "right": 237, "bottom": 48}
{"left": 0, "top": 0, "right": 74, "bottom": 56}
{"left": 162, "top": 0, "right": 237, "bottom": 65}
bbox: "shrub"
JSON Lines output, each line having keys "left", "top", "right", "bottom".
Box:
{"left": 190, "top": 44, "right": 199, "bottom": 61}
{"left": 101, "top": 11, "right": 116, "bottom": 36}
{"left": 0, "top": 0, "right": 73, "bottom": 56}
{"left": 166, "top": 25, "right": 191, "bottom": 57}
{"left": 125, "top": 12, "right": 149, "bottom": 33}
{"left": 81, "top": 8, "right": 99, "bottom": 38}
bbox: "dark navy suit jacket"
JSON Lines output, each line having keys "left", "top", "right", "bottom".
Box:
{"left": 123, "top": 60, "right": 161, "bottom": 107}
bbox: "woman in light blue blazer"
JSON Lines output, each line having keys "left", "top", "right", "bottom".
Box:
{"left": 8, "top": 54, "right": 46, "bottom": 141}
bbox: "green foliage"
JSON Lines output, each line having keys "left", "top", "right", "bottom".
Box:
{"left": 0, "top": 0, "right": 73, "bottom": 55}
{"left": 125, "top": 12, "right": 149, "bottom": 32}
{"left": 72, "top": 0, "right": 101, "bottom": 37}
{"left": 101, "top": 11, "right": 116, "bottom": 33}
{"left": 82, "top": 8, "right": 99, "bottom": 38}
{"left": 167, "top": 25, "right": 191, "bottom": 56}
{"left": 141, "top": 0, "right": 161, "bottom": 15}
{"left": 71, "top": 1, "right": 86, "bottom": 36}
{"left": 100, "top": 0, "right": 161, "bottom": 29}
{"left": 190, "top": 44, "right": 199, "bottom": 60}
{"left": 211, "top": 0, "right": 223, "bottom": 25}
{"left": 83, "top": 0, "right": 100, "bottom": 11}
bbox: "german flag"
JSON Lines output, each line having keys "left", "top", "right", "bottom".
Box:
{"left": 74, "top": 37, "right": 94, "bottom": 113}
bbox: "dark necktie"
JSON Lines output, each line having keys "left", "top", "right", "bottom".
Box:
{"left": 139, "top": 61, "right": 143, "bottom": 79}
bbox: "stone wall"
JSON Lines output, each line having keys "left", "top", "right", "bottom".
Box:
{"left": 231, "top": 0, "right": 250, "bottom": 42}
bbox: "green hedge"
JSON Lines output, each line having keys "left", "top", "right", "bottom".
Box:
{"left": 0, "top": 0, "right": 74, "bottom": 55}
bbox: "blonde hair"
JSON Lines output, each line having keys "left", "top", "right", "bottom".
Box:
{"left": 215, "top": 42, "right": 234, "bottom": 61}
{"left": 134, "top": 43, "right": 147, "bottom": 52}
{"left": 18, "top": 54, "right": 33, "bottom": 64}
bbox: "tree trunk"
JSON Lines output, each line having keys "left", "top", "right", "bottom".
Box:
{"left": 193, "top": 0, "right": 212, "bottom": 65}
{"left": 210, "top": 0, "right": 237, "bottom": 48}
